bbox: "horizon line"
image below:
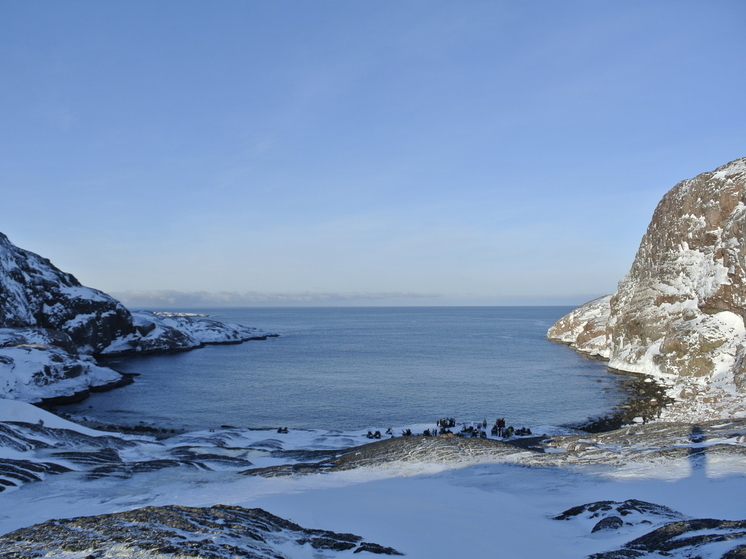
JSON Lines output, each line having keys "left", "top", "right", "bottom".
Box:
{"left": 110, "top": 289, "right": 602, "bottom": 309}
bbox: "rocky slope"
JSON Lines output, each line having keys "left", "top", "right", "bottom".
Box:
{"left": 549, "top": 157, "right": 746, "bottom": 421}
{"left": 0, "top": 232, "right": 133, "bottom": 353}
{"left": 0, "top": 232, "right": 272, "bottom": 403}
{"left": 0, "top": 504, "right": 403, "bottom": 558}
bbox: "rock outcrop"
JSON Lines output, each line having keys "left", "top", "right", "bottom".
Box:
{"left": 549, "top": 158, "right": 746, "bottom": 420}
{"left": 0, "top": 232, "right": 273, "bottom": 404}
{"left": 0, "top": 504, "right": 403, "bottom": 558}
{"left": 556, "top": 500, "right": 746, "bottom": 559}
{"left": 103, "top": 310, "right": 272, "bottom": 355}
{"left": 0, "top": 328, "right": 126, "bottom": 404}
{"left": 547, "top": 295, "right": 612, "bottom": 360}
{"left": 587, "top": 518, "right": 746, "bottom": 559}
{"left": 0, "top": 232, "right": 133, "bottom": 353}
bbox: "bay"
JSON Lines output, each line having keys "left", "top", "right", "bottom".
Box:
{"left": 60, "top": 307, "right": 625, "bottom": 432}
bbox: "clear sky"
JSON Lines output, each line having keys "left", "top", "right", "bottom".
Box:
{"left": 2, "top": 1, "right": 745, "bottom": 306}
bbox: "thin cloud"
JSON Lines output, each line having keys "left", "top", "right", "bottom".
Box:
{"left": 111, "top": 290, "right": 443, "bottom": 308}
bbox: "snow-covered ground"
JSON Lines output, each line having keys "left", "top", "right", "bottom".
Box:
{"left": 2, "top": 400, "right": 746, "bottom": 558}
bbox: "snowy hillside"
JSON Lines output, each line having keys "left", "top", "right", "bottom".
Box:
{"left": 0, "top": 232, "right": 133, "bottom": 353}
{"left": 0, "top": 233, "right": 273, "bottom": 404}
{"left": 549, "top": 157, "right": 746, "bottom": 421}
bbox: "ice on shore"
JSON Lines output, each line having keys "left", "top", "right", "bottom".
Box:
{"left": 1, "top": 400, "right": 746, "bottom": 558}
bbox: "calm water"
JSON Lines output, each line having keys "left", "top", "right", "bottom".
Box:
{"left": 60, "top": 307, "right": 625, "bottom": 431}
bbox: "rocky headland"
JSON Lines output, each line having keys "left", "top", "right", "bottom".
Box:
{"left": 549, "top": 158, "right": 746, "bottom": 422}
{"left": 0, "top": 232, "right": 274, "bottom": 405}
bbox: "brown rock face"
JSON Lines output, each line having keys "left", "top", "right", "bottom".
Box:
{"left": 549, "top": 158, "right": 746, "bottom": 420}
{"left": 609, "top": 158, "right": 746, "bottom": 375}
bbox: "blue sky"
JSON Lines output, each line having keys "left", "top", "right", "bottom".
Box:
{"left": 2, "top": 1, "right": 745, "bottom": 306}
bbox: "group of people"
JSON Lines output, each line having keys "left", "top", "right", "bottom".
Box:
{"left": 436, "top": 417, "right": 456, "bottom": 428}
{"left": 490, "top": 418, "right": 507, "bottom": 437}
{"left": 361, "top": 418, "right": 532, "bottom": 440}
{"left": 459, "top": 423, "right": 488, "bottom": 438}
{"left": 277, "top": 421, "right": 531, "bottom": 439}
{"left": 452, "top": 418, "right": 532, "bottom": 439}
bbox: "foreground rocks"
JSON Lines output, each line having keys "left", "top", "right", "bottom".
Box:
{"left": 556, "top": 500, "right": 746, "bottom": 559}
{"left": 589, "top": 518, "right": 746, "bottom": 558}
{"left": 549, "top": 158, "right": 746, "bottom": 421}
{"left": 0, "top": 504, "right": 403, "bottom": 558}
{"left": 3, "top": 405, "right": 746, "bottom": 558}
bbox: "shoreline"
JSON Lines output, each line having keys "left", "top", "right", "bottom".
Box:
{"left": 40, "top": 368, "right": 675, "bottom": 439}
{"left": 571, "top": 369, "right": 675, "bottom": 432}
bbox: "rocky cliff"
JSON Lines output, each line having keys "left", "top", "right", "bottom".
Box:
{"left": 0, "top": 233, "right": 272, "bottom": 404}
{"left": 0, "top": 232, "right": 134, "bottom": 353}
{"left": 549, "top": 157, "right": 746, "bottom": 421}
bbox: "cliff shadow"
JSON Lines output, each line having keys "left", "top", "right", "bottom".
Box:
{"left": 689, "top": 424, "right": 707, "bottom": 479}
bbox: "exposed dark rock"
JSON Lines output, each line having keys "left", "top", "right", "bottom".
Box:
{"left": 355, "top": 542, "right": 405, "bottom": 555}
{"left": 87, "top": 372, "right": 136, "bottom": 392}
{"left": 5, "top": 421, "right": 139, "bottom": 450}
{"left": 557, "top": 498, "right": 746, "bottom": 558}
{"left": 589, "top": 518, "right": 746, "bottom": 559}
{"left": 0, "top": 420, "right": 267, "bottom": 491}
{"left": 575, "top": 373, "right": 675, "bottom": 432}
{"left": 592, "top": 516, "right": 624, "bottom": 532}
{"left": 0, "top": 232, "right": 134, "bottom": 351}
{"left": 555, "top": 499, "right": 683, "bottom": 523}
{"left": 0, "top": 504, "right": 403, "bottom": 558}
{"left": 51, "top": 447, "right": 122, "bottom": 466}
{"left": 0, "top": 459, "right": 71, "bottom": 491}
{"left": 168, "top": 446, "right": 254, "bottom": 468}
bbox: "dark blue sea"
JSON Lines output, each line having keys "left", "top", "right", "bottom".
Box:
{"left": 61, "top": 307, "right": 625, "bottom": 432}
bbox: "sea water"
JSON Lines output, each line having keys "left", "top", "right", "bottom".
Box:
{"left": 59, "top": 307, "right": 626, "bottom": 432}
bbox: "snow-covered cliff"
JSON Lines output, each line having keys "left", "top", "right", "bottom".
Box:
{"left": 0, "top": 232, "right": 133, "bottom": 353}
{"left": 549, "top": 157, "right": 746, "bottom": 421}
{"left": 0, "top": 233, "right": 272, "bottom": 404}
